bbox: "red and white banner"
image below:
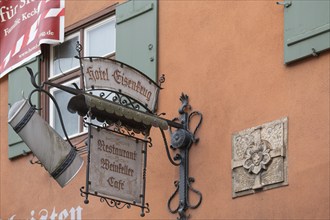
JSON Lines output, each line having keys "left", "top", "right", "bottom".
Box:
{"left": 0, "top": 0, "right": 65, "bottom": 78}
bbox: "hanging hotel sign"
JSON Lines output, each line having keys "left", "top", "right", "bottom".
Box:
{"left": 82, "top": 58, "right": 160, "bottom": 112}
{"left": 89, "top": 126, "right": 145, "bottom": 205}
{"left": 0, "top": 0, "right": 65, "bottom": 78}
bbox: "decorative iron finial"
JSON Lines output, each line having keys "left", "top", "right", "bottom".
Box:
{"left": 76, "top": 41, "right": 83, "bottom": 54}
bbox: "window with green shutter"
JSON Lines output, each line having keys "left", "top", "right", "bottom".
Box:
{"left": 8, "top": 59, "right": 39, "bottom": 159}
{"left": 283, "top": 0, "right": 330, "bottom": 64}
{"left": 116, "top": 0, "right": 158, "bottom": 82}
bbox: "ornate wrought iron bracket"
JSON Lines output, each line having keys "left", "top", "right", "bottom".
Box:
{"left": 165, "top": 94, "right": 203, "bottom": 220}
{"left": 23, "top": 42, "right": 203, "bottom": 219}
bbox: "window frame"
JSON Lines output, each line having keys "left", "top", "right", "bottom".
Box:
{"left": 40, "top": 5, "right": 117, "bottom": 139}
{"left": 49, "top": 77, "right": 81, "bottom": 139}
{"left": 49, "top": 32, "right": 81, "bottom": 79}
{"left": 84, "top": 16, "right": 116, "bottom": 57}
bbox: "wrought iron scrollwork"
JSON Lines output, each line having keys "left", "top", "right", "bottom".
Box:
{"left": 168, "top": 180, "right": 180, "bottom": 213}
{"left": 158, "top": 74, "right": 166, "bottom": 88}
{"left": 80, "top": 186, "right": 151, "bottom": 217}
{"left": 100, "top": 197, "right": 131, "bottom": 209}
{"left": 88, "top": 89, "right": 145, "bottom": 112}
{"left": 167, "top": 178, "right": 202, "bottom": 220}
{"left": 166, "top": 93, "right": 203, "bottom": 220}
{"left": 186, "top": 177, "right": 202, "bottom": 209}
{"left": 81, "top": 120, "right": 151, "bottom": 217}
{"left": 188, "top": 111, "right": 203, "bottom": 144}
{"left": 147, "top": 137, "right": 153, "bottom": 148}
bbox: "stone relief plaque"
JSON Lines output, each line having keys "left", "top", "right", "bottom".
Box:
{"left": 232, "top": 117, "right": 288, "bottom": 198}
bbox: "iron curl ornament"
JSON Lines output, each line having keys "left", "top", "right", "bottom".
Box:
{"left": 165, "top": 93, "right": 203, "bottom": 220}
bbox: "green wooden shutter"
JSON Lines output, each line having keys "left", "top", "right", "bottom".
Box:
{"left": 116, "top": 0, "right": 158, "bottom": 81}
{"left": 8, "top": 59, "right": 39, "bottom": 159}
{"left": 284, "top": 0, "right": 330, "bottom": 64}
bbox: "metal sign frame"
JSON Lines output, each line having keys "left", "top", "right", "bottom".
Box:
{"left": 79, "top": 56, "right": 161, "bottom": 113}
{"left": 74, "top": 44, "right": 160, "bottom": 216}
{"left": 89, "top": 126, "right": 144, "bottom": 204}
{"left": 80, "top": 122, "right": 151, "bottom": 216}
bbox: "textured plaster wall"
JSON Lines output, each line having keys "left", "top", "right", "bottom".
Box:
{"left": 65, "top": 0, "right": 120, "bottom": 27}
{"left": 156, "top": 1, "right": 329, "bottom": 219}
{"left": 0, "top": 1, "right": 329, "bottom": 219}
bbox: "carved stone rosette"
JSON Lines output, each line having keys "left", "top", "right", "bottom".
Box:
{"left": 232, "top": 117, "right": 288, "bottom": 198}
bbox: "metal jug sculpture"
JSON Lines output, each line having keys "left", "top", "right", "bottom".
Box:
{"left": 8, "top": 99, "right": 84, "bottom": 187}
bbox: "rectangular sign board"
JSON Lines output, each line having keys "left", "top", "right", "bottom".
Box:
{"left": 89, "top": 127, "right": 144, "bottom": 204}
{"left": 82, "top": 58, "right": 159, "bottom": 112}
